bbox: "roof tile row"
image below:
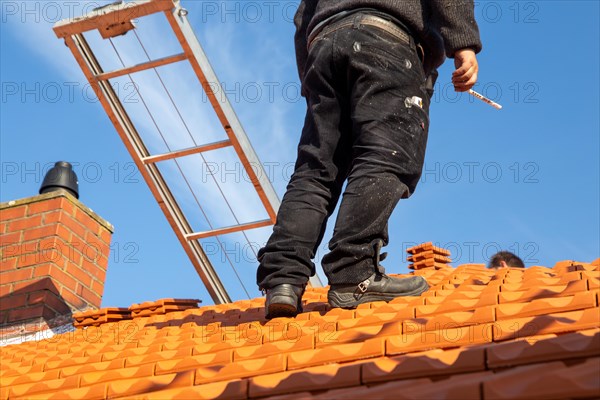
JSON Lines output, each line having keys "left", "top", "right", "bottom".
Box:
{"left": 1, "top": 260, "right": 598, "bottom": 399}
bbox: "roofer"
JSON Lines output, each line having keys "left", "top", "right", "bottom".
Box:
{"left": 257, "top": 0, "right": 482, "bottom": 319}
{"left": 488, "top": 251, "right": 526, "bottom": 269}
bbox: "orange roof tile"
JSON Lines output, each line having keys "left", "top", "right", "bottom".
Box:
{"left": 1, "top": 259, "right": 599, "bottom": 399}
{"left": 406, "top": 242, "right": 453, "bottom": 270}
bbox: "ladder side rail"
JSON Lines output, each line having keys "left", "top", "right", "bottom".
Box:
{"left": 164, "top": 7, "right": 281, "bottom": 223}
{"left": 166, "top": 5, "right": 324, "bottom": 289}
{"left": 63, "top": 33, "right": 231, "bottom": 303}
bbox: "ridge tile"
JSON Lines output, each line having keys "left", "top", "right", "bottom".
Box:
{"left": 129, "top": 299, "right": 201, "bottom": 318}
{"left": 73, "top": 308, "right": 131, "bottom": 328}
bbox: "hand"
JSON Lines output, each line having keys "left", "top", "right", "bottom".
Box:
{"left": 452, "top": 49, "right": 479, "bottom": 92}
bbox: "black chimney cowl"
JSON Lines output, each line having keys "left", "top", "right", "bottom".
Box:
{"left": 39, "top": 161, "right": 79, "bottom": 199}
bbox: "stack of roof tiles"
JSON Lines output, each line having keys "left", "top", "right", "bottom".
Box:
{"left": 407, "top": 242, "right": 452, "bottom": 270}
{"left": 1, "top": 258, "right": 599, "bottom": 399}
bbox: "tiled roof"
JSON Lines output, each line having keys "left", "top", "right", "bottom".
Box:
{"left": 1, "top": 259, "right": 599, "bottom": 399}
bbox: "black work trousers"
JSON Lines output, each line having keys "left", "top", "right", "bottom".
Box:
{"left": 257, "top": 14, "right": 435, "bottom": 289}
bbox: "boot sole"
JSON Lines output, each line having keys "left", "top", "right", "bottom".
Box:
{"left": 265, "top": 294, "right": 301, "bottom": 319}
{"left": 328, "top": 281, "right": 429, "bottom": 309}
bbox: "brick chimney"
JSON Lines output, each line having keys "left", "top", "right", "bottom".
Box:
{"left": 0, "top": 190, "right": 113, "bottom": 340}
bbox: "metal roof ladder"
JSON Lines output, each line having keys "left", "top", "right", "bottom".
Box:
{"left": 53, "top": 0, "right": 323, "bottom": 304}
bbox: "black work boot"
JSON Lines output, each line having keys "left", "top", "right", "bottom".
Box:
{"left": 265, "top": 284, "right": 305, "bottom": 319}
{"left": 328, "top": 267, "right": 429, "bottom": 309}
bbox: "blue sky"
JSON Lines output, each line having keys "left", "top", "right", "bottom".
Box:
{"left": 1, "top": 1, "right": 598, "bottom": 307}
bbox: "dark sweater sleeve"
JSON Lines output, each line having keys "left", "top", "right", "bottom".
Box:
{"left": 430, "top": 0, "right": 482, "bottom": 57}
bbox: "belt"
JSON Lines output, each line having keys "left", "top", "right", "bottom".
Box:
{"left": 307, "top": 13, "right": 411, "bottom": 50}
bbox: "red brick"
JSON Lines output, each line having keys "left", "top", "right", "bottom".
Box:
{"left": 70, "top": 247, "right": 84, "bottom": 267}
{"left": 1, "top": 242, "right": 36, "bottom": 259}
{"left": 35, "top": 237, "right": 67, "bottom": 265}
{"left": 0, "top": 243, "right": 20, "bottom": 259}
{"left": 27, "top": 198, "right": 62, "bottom": 216}
{"left": 0, "top": 222, "right": 6, "bottom": 234}
{"left": 1, "top": 257, "right": 17, "bottom": 272}
{"left": 50, "top": 236, "right": 82, "bottom": 266}
{"left": 61, "top": 214, "right": 88, "bottom": 242}
{"left": 47, "top": 265, "right": 78, "bottom": 293}
{"left": 0, "top": 267, "right": 34, "bottom": 284}
{"left": 65, "top": 263, "right": 93, "bottom": 288}
{"left": 8, "top": 303, "right": 44, "bottom": 321}
{"left": 0, "top": 231, "right": 21, "bottom": 247}
{"left": 44, "top": 294, "right": 72, "bottom": 315}
{"left": 16, "top": 252, "right": 42, "bottom": 268}
{"left": 0, "top": 205, "right": 27, "bottom": 221}
{"left": 81, "top": 258, "right": 105, "bottom": 281}
{"left": 98, "top": 254, "right": 110, "bottom": 271}
{"left": 65, "top": 242, "right": 85, "bottom": 265}
{"left": 90, "top": 279, "right": 105, "bottom": 297}
{"left": 60, "top": 286, "right": 87, "bottom": 309}
{"left": 0, "top": 293, "right": 28, "bottom": 311}
{"left": 95, "top": 254, "right": 109, "bottom": 271}
{"left": 0, "top": 284, "right": 12, "bottom": 297}
{"left": 8, "top": 303, "right": 56, "bottom": 323}
{"left": 93, "top": 268, "right": 107, "bottom": 285}
{"left": 99, "top": 228, "right": 112, "bottom": 245}
{"left": 58, "top": 197, "right": 76, "bottom": 215}
{"left": 22, "top": 225, "right": 59, "bottom": 242}
{"left": 74, "top": 208, "right": 101, "bottom": 234}
{"left": 79, "top": 285, "right": 102, "bottom": 308}
{"left": 75, "top": 238, "right": 101, "bottom": 263}
{"left": 32, "top": 263, "right": 52, "bottom": 279}
{"left": 26, "top": 290, "right": 71, "bottom": 314}
{"left": 84, "top": 232, "right": 110, "bottom": 260}
{"left": 56, "top": 224, "right": 72, "bottom": 242}
{"left": 27, "top": 290, "right": 49, "bottom": 305}
{"left": 12, "top": 276, "right": 59, "bottom": 295}
{"left": 43, "top": 210, "right": 62, "bottom": 225}
{"left": 7, "top": 215, "right": 43, "bottom": 232}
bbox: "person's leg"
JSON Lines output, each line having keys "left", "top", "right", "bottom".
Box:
{"left": 256, "top": 32, "right": 351, "bottom": 292}
{"left": 322, "top": 24, "right": 432, "bottom": 291}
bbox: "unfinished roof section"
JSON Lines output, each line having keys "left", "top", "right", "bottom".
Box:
{"left": 53, "top": 0, "right": 324, "bottom": 304}
{"left": 1, "top": 259, "right": 598, "bottom": 399}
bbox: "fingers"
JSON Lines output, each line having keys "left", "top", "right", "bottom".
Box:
{"left": 452, "top": 64, "right": 471, "bottom": 78}
{"left": 453, "top": 65, "right": 478, "bottom": 92}
{"left": 452, "top": 48, "right": 479, "bottom": 92}
{"left": 452, "top": 64, "right": 475, "bottom": 83}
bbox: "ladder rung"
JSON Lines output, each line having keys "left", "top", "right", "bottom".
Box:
{"left": 186, "top": 219, "right": 273, "bottom": 240}
{"left": 95, "top": 53, "right": 187, "bottom": 81}
{"left": 142, "top": 140, "right": 232, "bottom": 164}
